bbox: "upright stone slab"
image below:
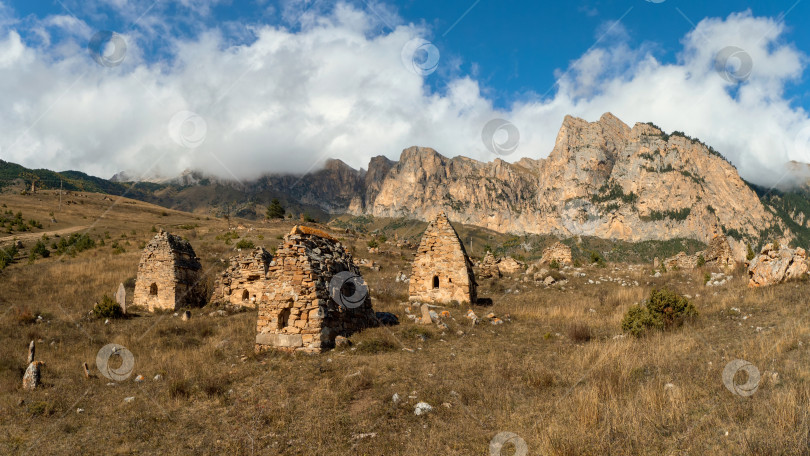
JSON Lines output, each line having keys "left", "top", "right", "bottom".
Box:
{"left": 133, "top": 230, "right": 205, "bottom": 312}
{"left": 409, "top": 212, "right": 477, "bottom": 305}
{"left": 115, "top": 283, "right": 127, "bottom": 314}
{"left": 255, "top": 225, "right": 378, "bottom": 353}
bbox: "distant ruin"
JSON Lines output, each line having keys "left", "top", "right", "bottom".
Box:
{"left": 212, "top": 247, "right": 273, "bottom": 307}
{"left": 409, "top": 212, "right": 477, "bottom": 305}
{"left": 255, "top": 225, "right": 377, "bottom": 353}
{"left": 133, "top": 230, "right": 205, "bottom": 311}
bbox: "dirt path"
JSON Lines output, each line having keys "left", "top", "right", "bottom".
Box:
{"left": 0, "top": 225, "right": 90, "bottom": 245}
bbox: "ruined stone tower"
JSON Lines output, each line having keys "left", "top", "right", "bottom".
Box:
{"left": 212, "top": 247, "right": 273, "bottom": 307}
{"left": 256, "top": 225, "right": 377, "bottom": 353}
{"left": 133, "top": 230, "right": 205, "bottom": 311}
{"left": 409, "top": 212, "right": 477, "bottom": 305}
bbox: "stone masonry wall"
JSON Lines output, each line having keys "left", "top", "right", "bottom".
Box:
{"left": 409, "top": 212, "right": 477, "bottom": 305}
{"left": 134, "top": 230, "right": 204, "bottom": 312}
{"left": 256, "top": 226, "right": 377, "bottom": 353}
{"left": 213, "top": 247, "right": 273, "bottom": 307}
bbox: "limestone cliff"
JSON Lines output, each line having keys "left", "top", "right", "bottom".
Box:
{"left": 354, "top": 113, "right": 787, "bottom": 254}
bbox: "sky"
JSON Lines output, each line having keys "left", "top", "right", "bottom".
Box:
{"left": 0, "top": 0, "right": 809, "bottom": 187}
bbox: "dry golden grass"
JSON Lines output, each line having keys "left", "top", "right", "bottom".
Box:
{"left": 1, "top": 190, "right": 809, "bottom": 454}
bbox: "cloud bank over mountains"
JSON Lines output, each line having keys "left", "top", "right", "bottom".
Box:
{"left": 0, "top": 1, "right": 808, "bottom": 187}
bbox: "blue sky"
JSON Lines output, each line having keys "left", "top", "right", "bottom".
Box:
{"left": 0, "top": 0, "right": 808, "bottom": 185}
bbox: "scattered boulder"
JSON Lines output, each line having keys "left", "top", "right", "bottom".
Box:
{"left": 414, "top": 402, "right": 433, "bottom": 416}
{"left": 747, "top": 244, "right": 808, "bottom": 287}
{"left": 181, "top": 310, "right": 191, "bottom": 321}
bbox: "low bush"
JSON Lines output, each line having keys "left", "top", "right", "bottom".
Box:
{"left": 621, "top": 288, "right": 697, "bottom": 337}
{"left": 93, "top": 295, "right": 124, "bottom": 319}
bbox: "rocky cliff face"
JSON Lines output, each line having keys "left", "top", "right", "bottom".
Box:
{"left": 353, "top": 113, "right": 787, "bottom": 255}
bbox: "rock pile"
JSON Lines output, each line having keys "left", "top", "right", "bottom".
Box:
{"left": 539, "top": 242, "right": 573, "bottom": 266}
{"left": 496, "top": 256, "right": 524, "bottom": 275}
{"left": 747, "top": 243, "right": 808, "bottom": 287}
{"left": 663, "top": 251, "right": 699, "bottom": 270}
{"left": 478, "top": 252, "right": 500, "bottom": 278}
{"left": 133, "top": 230, "right": 205, "bottom": 311}
{"left": 409, "top": 212, "right": 477, "bottom": 305}
{"left": 703, "top": 235, "right": 736, "bottom": 268}
{"left": 212, "top": 247, "right": 273, "bottom": 307}
{"left": 256, "top": 225, "right": 377, "bottom": 353}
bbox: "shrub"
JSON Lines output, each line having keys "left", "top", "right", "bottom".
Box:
{"left": 93, "top": 295, "right": 124, "bottom": 319}
{"left": 235, "top": 239, "right": 254, "bottom": 249}
{"left": 746, "top": 243, "right": 755, "bottom": 261}
{"left": 622, "top": 289, "right": 697, "bottom": 337}
{"left": 696, "top": 254, "right": 705, "bottom": 267}
{"left": 773, "top": 240, "right": 781, "bottom": 251}
{"left": 549, "top": 259, "right": 560, "bottom": 269}
{"left": 367, "top": 239, "right": 378, "bottom": 249}
{"left": 590, "top": 251, "right": 606, "bottom": 267}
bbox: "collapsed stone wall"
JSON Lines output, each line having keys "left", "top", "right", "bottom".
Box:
{"left": 409, "top": 212, "right": 477, "bottom": 305}
{"left": 539, "top": 242, "right": 573, "bottom": 266}
{"left": 256, "top": 226, "right": 377, "bottom": 353}
{"left": 134, "top": 230, "right": 204, "bottom": 311}
{"left": 212, "top": 247, "right": 273, "bottom": 307}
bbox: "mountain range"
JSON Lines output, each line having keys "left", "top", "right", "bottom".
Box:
{"left": 3, "top": 113, "right": 810, "bottom": 257}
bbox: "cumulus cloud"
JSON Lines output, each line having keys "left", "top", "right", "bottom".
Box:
{"left": 0, "top": 4, "right": 807, "bottom": 187}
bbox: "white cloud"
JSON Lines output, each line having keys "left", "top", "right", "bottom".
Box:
{"left": 0, "top": 5, "right": 807, "bottom": 188}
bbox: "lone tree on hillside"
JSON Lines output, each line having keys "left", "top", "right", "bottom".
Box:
{"left": 266, "top": 199, "right": 285, "bottom": 219}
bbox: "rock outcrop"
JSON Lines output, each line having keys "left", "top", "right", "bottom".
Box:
{"left": 747, "top": 244, "right": 809, "bottom": 287}
{"left": 409, "top": 212, "right": 477, "bottom": 305}
{"left": 353, "top": 114, "right": 783, "bottom": 248}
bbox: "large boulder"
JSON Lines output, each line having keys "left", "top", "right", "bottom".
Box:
{"left": 747, "top": 244, "right": 808, "bottom": 287}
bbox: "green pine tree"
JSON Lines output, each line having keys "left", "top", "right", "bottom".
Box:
{"left": 266, "top": 199, "right": 285, "bottom": 219}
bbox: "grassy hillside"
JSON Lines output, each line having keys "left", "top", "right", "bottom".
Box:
{"left": 0, "top": 191, "right": 808, "bottom": 454}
